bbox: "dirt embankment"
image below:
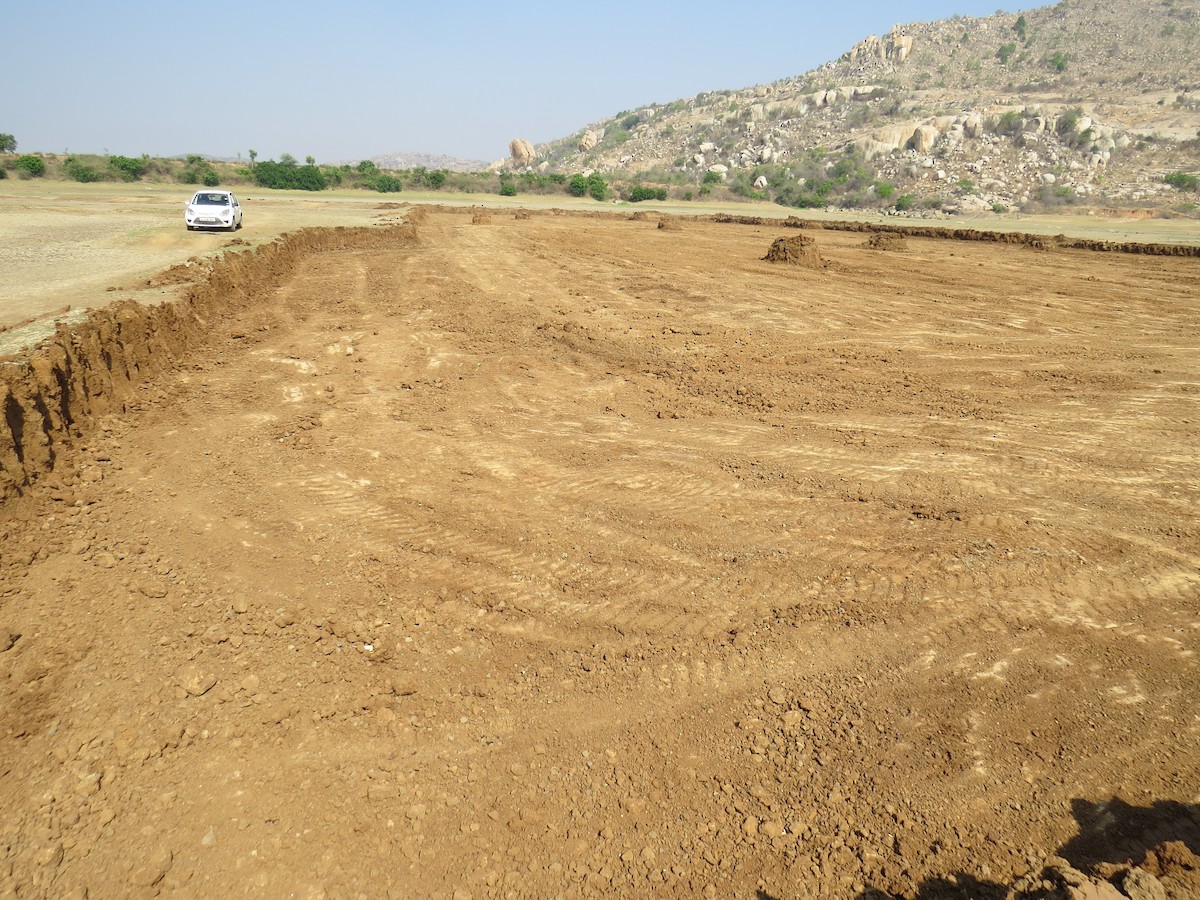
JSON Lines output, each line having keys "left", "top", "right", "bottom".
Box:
{"left": 0, "top": 225, "right": 418, "bottom": 502}
{"left": 708, "top": 214, "right": 1200, "bottom": 256}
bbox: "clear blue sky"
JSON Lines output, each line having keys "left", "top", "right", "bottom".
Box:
{"left": 7, "top": 0, "right": 1036, "bottom": 164}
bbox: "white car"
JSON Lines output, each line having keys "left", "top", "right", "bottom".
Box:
{"left": 185, "top": 189, "right": 243, "bottom": 231}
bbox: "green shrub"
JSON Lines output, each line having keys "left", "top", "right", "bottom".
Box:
{"left": 627, "top": 186, "right": 668, "bottom": 202}
{"left": 568, "top": 174, "right": 588, "bottom": 197}
{"left": 992, "top": 202, "right": 1008, "bottom": 213}
{"left": 586, "top": 173, "right": 608, "bottom": 201}
{"left": 993, "top": 109, "right": 1025, "bottom": 136}
{"left": 0, "top": 133, "right": 15, "bottom": 154}
{"left": 997, "top": 42, "right": 1017, "bottom": 64}
{"left": 178, "top": 154, "right": 220, "bottom": 185}
{"left": 371, "top": 174, "right": 403, "bottom": 193}
{"left": 63, "top": 156, "right": 101, "bottom": 182}
{"left": 1164, "top": 172, "right": 1200, "bottom": 191}
{"left": 108, "top": 155, "right": 146, "bottom": 181}
{"left": 1046, "top": 50, "right": 1069, "bottom": 73}
{"left": 894, "top": 193, "right": 917, "bottom": 211}
{"left": 701, "top": 170, "right": 723, "bottom": 186}
{"left": 14, "top": 155, "right": 45, "bottom": 177}
{"left": 957, "top": 177, "right": 976, "bottom": 194}
{"left": 499, "top": 180, "right": 517, "bottom": 196}
{"left": 253, "top": 160, "right": 327, "bottom": 190}
{"left": 0, "top": 168, "right": 6, "bottom": 180}
{"left": 873, "top": 181, "right": 896, "bottom": 200}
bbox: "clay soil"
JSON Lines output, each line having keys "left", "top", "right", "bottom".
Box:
{"left": 2, "top": 207, "right": 1199, "bottom": 898}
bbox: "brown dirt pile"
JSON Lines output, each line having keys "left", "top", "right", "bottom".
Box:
{"left": 763, "top": 233, "right": 823, "bottom": 266}
{"left": 764, "top": 214, "right": 1200, "bottom": 256}
{"left": 657, "top": 215, "right": 683, "bottom": 231}
{"left": 864, "top": 232, "right": 909, "bottom": 251}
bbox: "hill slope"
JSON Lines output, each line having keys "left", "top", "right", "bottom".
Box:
{"left": 531, "top": 0, "right": 1200, "bottom": 213}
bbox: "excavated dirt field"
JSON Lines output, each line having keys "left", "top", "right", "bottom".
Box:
{"left": 2, "top": 206, "right": 1199, "bottom": 898}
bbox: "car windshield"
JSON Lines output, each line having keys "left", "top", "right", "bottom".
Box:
{"left": 194, "top": 193, "right": 229, "bottom": 205}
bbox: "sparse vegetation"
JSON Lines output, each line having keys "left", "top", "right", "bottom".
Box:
{"left": 992, "top": 109, "right": 1026, "bottom": 136}
{"left": 1164, "top": 171, "right": 1199, "bottom": 191}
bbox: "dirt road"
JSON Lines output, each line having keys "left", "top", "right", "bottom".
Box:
{"left": 1, "top": 207, "right": 1199, "bottom": 898}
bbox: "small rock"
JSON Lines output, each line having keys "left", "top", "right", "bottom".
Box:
{"left": 177, "top": 664, "right": 217, "bottom": 696}
{"left": 134, "top": 578, "right": 169, "bottom": 599}
{"left": 129, "top": 848, "right": 172, "bottom": 887}
{"left": 762, "top": 820, "right": 786, "bottom": 838}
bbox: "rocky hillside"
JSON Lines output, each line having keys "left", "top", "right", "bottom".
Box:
{"left": 525, "top": 0, "right": 1200, "bottom": 213}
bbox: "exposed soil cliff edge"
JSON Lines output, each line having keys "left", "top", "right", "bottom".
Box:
{"left": 0, "top": 225, "right": 417, "bottom": 502}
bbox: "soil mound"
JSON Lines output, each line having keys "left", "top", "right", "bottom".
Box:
{"left": 471, "top": 213, "right": 492, "bottom": 225}
{"left": 146, "top": 258, "right": 210, "bottom": 287}
{"left": 657, "top": 215, "right": 683, "bottom": 231}
{"left": 513, "top": 210, "right": 531, "bottom": 220}
{"left": 864, "top": 232, "right": 909, "bottom": 251}
{"left": 762, "top": 234, "right": 822, "bottom": 267}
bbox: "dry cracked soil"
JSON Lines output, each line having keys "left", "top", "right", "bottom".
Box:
{"left": 1, "top": 203, "right": 1199, "bottom": 899}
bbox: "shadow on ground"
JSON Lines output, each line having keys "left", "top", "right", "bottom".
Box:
{"left": 851, "top": 797, "right": 1200, "bottom": 899}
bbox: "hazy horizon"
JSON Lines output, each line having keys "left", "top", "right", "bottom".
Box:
{"left": 9, "top": 0, "right": 1036, "bottom": 165}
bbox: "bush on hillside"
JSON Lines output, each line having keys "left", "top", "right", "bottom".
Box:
{"left": 63, "top": 156, "right": 101, "bottom": 183}
{"left": 109, "top": 155, "right": 146, "bottom": 181}
{"left": 1164, "top": 172, "right": 1199, "bottom": 191}
{"left": 178, "top": 154, "right": 220, "bottom": 186}
{"left": 14, "top": 155, "right": 45, "bottom": 177}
